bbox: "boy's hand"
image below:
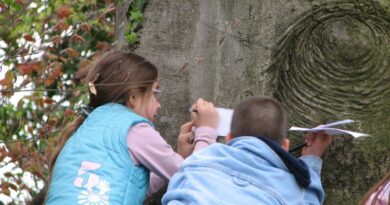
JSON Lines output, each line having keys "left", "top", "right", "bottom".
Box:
{"left": 191, "top": 98, "right": 218, "bottom": 129}
{"left": 177, "top": 121, "right": 195, "bottom": 159}
{"left": 301, "top": 131, "right": 332, "bottom": 157}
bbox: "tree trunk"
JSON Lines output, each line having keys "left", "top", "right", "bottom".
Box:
{"left": 115, "top": 0, "right": 133, "bottom": 49}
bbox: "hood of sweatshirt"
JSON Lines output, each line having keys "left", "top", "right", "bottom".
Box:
{"left": 226, "top": 136, "right": 311, "bottom": 188}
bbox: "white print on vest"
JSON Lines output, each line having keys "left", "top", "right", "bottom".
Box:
{"left": 74, "top": 161, "right": 110, "bottom": 205}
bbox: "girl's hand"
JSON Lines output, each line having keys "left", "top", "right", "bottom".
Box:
{"left": 191, "top": 98, "right": 218, "bottom": 129}
{"left": 301, "top": 131, "right": 332, "bottom": 157}
{"left": 177, "top": 121, "right": 195, "bottom": 159}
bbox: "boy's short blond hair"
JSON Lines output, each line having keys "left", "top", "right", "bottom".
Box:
{"left": 231, "top": 96, "right": 287, "bottom": 144}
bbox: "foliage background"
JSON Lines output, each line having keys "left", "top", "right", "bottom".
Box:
{"left": 0, "top": 0, "right": 146, "bottom": 203}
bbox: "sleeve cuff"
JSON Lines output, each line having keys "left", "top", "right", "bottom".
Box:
{"left": 194, "top": 126, "right": 218, "bottom": 143}
{"left": 299, "top": 155, "right": 323, "bottom": 174}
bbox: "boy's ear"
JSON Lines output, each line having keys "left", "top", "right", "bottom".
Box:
{"left": 226, "top": 132, "right": 232, "bottom": 143}
{"left": 281, "top": 138, "right": 290, "bottom": 151}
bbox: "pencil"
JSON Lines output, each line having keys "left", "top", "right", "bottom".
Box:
{"left": 288, "top": 142, "right": 308, "bottom": 153}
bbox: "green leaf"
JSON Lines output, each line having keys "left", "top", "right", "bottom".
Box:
{"left": 10, "top": 1, "right": 22, "bottom": 11}
{"left": 126, "top": 32, "right": 138, "bottom": 44}
{"left": 130, "top": 10, "right": 143, "bottom": 21}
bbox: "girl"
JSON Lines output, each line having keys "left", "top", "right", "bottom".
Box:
{"left": 361, "top": 172, "right": 390, "bottom": 205}
{"left": 45, "top": 50, "right": 218, "bottom": 205}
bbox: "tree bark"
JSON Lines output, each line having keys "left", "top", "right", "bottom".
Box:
{"left": 115, "top": 0, "right": 133, "bottom": 49}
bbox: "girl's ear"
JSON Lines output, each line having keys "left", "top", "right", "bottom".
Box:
{"left": 127, "top": 95, "right": 138, "bottom": 109}
{"left": 281, "top": 138, "right": 290, "bottom": 151}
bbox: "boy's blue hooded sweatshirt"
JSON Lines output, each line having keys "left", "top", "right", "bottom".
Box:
{"left": 46, "top": 103, "right": 153, "bottom": 205}
{"left": 162, "top": 136, "right": 325, "bottom": 205}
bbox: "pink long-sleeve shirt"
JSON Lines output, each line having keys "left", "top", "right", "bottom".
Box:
{"left": 126, "top": 122, "right": 218, "bottom": 195}
{"left": 364, "top": 179, "right": 390, "bottom": 205}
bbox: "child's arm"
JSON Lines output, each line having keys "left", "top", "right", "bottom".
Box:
{"left": 176, "top": 98, "right": 219, "bottom": 158}
{"left": 126, "top": 122, "right": 217, "bottom": 195}
{"left": 176, "top": 122, "right": 218, "bottom": 158}
{"left": 299, "top": 131, "right": 332, "bottom": 204}
{"left": 192, "top": 126, "right": 218, "bottom": 150}
{"left": 127, "top": 123, "right": 182, "bottom": 179}
{"left": 176, "top": 121, "right": 195, "bottom": 158}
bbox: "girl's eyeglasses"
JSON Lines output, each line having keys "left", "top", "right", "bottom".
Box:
{"left": 152, "top": 89, "right": 162, "bottom": 101}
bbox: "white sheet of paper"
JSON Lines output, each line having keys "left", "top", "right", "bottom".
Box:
{"left": 289, "top": 119, "right": 369, "bottom": 138}
{"left": 315, "top": 119, "right": 355, "bottom": 128}
{"left": 215, "top": 108, "right": 234, "bottom": 136}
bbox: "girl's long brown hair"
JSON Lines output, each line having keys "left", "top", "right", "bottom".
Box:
{"left": 360, "top": 172, "right": 390, "bottom": 205}
{"left": 48, "top": 49, "right": 158, "bottom": 177}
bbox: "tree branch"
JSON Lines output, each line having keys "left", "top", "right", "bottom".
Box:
{"left": 115, "top": 0, "right": 133, "bottom": 49}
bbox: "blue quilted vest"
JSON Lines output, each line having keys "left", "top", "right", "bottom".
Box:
{"left": 46, "top": 103, "right": 153, "bottom": 205}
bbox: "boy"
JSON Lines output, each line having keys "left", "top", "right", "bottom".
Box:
{"left": 162, "top": 96, "right": 332, "bottom": 205}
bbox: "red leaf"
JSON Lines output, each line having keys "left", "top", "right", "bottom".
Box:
{"left": 6, "top": 143, "right": 21, "bottom": 158}
{"left": 65, "top": 108, "right": 75, "bottom": 117}
{"left": 59, "top": 57, "right": 67, "bottom": 64}
{"left": 44, "top": 79, "right": 54, "bottom": 87}
{"left": 48, "top": 118, "right": 59, "bottom": 126}
{"left": 1, "top": 187, "right": 10, "bottom": 196}
{"left": 0, "top": 70, "right": 14, "bottom": 96}
{"left": 16, "top": 0, "right": 25, "bottom": 4}
{"left": 96, "top": 41, "right": 110, "bottom": 50}
{"left": 31, "top": 61, "right": 44, "bottom": 73}
{"left": 0, "top": 147, "right": 7, "bottom": 161}
{"left": 70, "top": 34, "right": 85, "bottom": 43}
{"left": 51, "top": 35, "right": 62, "bottom": 45}
{"left": 46, "top": 62, "right": 63, "bottom": 84}
{"left": 57, "top": 6, "right": 72, "bottom": 19}
{"left": 46, "top": 53, "right": 58, "bottom": 60}
{"left": 52, "top": 63, "right": 62, "bottom": 75}
{"left": 19, "top": 145, "right": 27, "bottom": 156}
{"left": 68, "top": 48, "right": 80, "bottom": 57}
{"left": 0, "top": 79, "right": 11, "bottom": 86}
{"left": 42, "top": 123, "right": 54, "bottom": 133}
{"left": 79, "top": 59, "right": 91, "bottom": 69}
{"left": 3, "top": 172, "right": 12, "bottom": 178}
{"left": 24, "top": 96, "right": 44, "bottom": 108}
{"left": 7, "top": 183, "right": 17, "bottom": 191}
{"left": 61, "top": 48, "right": 79, "bottom": 58}
{"left": 36, "top": 98, "right": 44, "bottom": 108}
{"left": 53, "top": 20, "right": 69, "bottom": 32}
{"left": 23, "top": 34, "right": 35, "bottom": 42}
{"left": 44, "top": 98, "right": 54, "bottom": 104}
{"left": 80, "top": 22, "right": 90, "bottom": 34}
{"left": 16, "top": 64, "right": 33, "bottom": 75}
